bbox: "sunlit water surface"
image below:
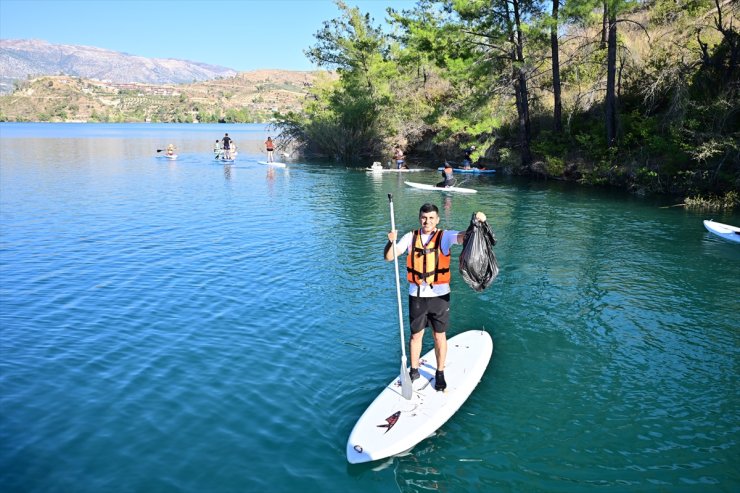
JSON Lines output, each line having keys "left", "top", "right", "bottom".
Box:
{"left": 1, "top": 123, "right": 738, "bottom": 492}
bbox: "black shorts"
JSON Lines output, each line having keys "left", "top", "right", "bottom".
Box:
{"left": 408, "top": 293, "right": 450, "bottom": 334}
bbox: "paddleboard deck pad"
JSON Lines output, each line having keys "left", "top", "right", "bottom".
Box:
{"left": 404, "top": 181, "right": 477, "bottom": 194}
{"left": 346, "top": 330, "right": 493, "bottom": 464}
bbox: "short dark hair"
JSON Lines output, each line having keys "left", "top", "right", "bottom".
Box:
{"left": 419, "top": 203, "right": 439, "bottom": 215}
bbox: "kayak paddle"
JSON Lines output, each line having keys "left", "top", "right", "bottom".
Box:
{"left": 388, "top": 193, "right": 413, "bottom": 400}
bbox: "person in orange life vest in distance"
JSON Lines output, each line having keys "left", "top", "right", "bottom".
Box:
{"left": 384, "top": 203, "right": 487, "bottom": 391}
{"left": 437, "top": 161, "right": 454, "bottom": 188}
{"left": 265, "top": 136, "right": 275, "bottom": 162}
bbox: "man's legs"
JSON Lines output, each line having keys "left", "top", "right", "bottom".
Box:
{"left": 432, "top": 330, "right": 447, "bottom": 371}
{"left": 409, "top": 329, "right": 424, "bottom": 369}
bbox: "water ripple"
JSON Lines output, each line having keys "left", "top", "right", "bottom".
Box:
{"left": 1, "top": 126, "right": 738, "bottom": 493}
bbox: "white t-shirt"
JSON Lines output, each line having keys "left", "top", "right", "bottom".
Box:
{"left": 394, "top": 229, "right": 460, "bottom": 297}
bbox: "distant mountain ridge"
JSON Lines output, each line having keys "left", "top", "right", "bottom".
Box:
{"left": 0, "top": 39, "right": 238, "bottom": 93}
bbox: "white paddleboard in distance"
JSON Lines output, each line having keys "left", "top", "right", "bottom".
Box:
{"left": 703, "top": 219, "right": 740, "bottom": 243}
{"left": 404, "top": 181, "right": 477, "bottom": 194}
{"left": 365, "top": 167, "right": 425, "bottom": 172}
{"left": 258, "top": 161, "right": 287, "bottom": 168}
{"left": 346, "top": 329, "right": 493, "bottom": 464}
{"left": 437, "top": 166, "right": 496, "bottom": 174}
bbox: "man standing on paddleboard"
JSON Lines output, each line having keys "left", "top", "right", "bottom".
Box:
{"left": 393, "top": 146, "right": 406, "bottom": 169}
{"left": 221, "top": 133, "right": 232, "bottom": 160}
{"left": 384, "top": 203, "right": 486, "bottom": 391}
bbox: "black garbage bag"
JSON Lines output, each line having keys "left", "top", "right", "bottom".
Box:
{"left": 459, "top": 214, "right": 499, "bottom": 292}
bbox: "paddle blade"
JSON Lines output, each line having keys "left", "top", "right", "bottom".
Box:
{"left": 400, "top": 357, "right": 412, "bottom": 400}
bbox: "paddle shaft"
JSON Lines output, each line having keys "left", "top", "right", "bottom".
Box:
{"left": 388, "top": 194, "right": 412, "bottom": 399}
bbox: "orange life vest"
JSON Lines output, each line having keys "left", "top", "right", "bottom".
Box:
{"left": 406, "top": 229, "right": 451, "bottom": 287}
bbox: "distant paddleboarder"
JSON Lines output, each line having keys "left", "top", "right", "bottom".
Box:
{"left": 221, "top": 133, "right": 232, "bottom": 159}
{"left": 462, "top": 145, "right": 475, "bottom": 169}
{"left": 436, "top": 162, "right": 454, "bottom": 188}
{"left": 393, "top": 146, "right": 406, "bottom": 169}
{"left": 265, "top": 136, "right": 275, "bottom": 162}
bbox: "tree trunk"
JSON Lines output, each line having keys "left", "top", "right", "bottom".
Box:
{"left": 512, "top": 0, "right": 532, "bottom": 165}
{"left": 605, "top": 11, "right": 618, "bottom": 148}
{"left": 551, "top": 0, "right": 563, "bottom": 133}
{"left": 601, "top": 1, "right": 608, "bottom": 49}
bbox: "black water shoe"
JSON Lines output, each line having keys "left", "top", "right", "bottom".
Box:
{"left": 435, "top": 370, "right": 447, "bottom": 391}
{"left": 409, "top": 368, "right": 420, "bottom": 382}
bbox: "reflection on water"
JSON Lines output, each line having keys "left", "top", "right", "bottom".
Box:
{"left": 1, "top": 123, "right": 739, "bottom": 493}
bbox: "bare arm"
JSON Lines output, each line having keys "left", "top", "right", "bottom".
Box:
{"left": 384, "top": 230, "right": 400, "bottom": 261}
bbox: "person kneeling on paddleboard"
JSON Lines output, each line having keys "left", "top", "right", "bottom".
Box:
{"left": 384, "top": 203, "right": 487, "bottom": 391}
{"left": 436, "top": 162, "right": 455, "bottom": 188}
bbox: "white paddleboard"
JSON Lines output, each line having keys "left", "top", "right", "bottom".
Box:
{"left": 703, "top": 220, "right": 740, "bottom": 243}
{"left": 366, "top": 167, "right": 425, "bottom": 173}
{"left": 404, "top": 181, "right": 477, "bottom": 194}
{"left": 437, "top": 166, "right": 496, "bottom": 174}
{"left": 258, "top": 161, "right": 287, "bottom": 168}
{"left": 346, "top": 330, "right": 493, "bottom": 464}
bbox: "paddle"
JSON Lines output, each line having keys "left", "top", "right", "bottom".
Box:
{"left": 388, "top": 194, "right": 413, "bottom": 400}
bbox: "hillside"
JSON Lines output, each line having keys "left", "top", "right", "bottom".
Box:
{"left": 0, "top": 70, "right": 335, "bottom": 123}
{"left": 0, "top": 39, "right": 237, "bottom": 94}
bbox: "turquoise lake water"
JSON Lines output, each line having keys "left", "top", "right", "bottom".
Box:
{"left": 1, "top": 123, "right": 738, "bottom": 492}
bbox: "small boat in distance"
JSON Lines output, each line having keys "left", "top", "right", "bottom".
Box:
{"left": 366, "top": 161, "right": 424, "bottom": 172}
{"left": 214, "top": 150, "right": 237, "bottom": 162}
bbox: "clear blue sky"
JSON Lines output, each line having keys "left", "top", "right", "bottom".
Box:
{"left": 0, "top": 0, "right": 417, "bottom": 71}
